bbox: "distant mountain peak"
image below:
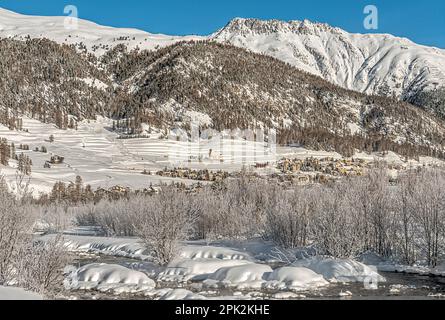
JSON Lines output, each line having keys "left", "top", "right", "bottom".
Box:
{"left": 213, "top": 17, "right": 445, "bottom": 114}
{"left": 217, "top": 17, "right": 343, "bottom": 37}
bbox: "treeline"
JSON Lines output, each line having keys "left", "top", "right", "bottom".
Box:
{"left": 278, "top": 126, "right": 445, "bottom": 159}
{"left": 39, "top": 176, "right": 95, "bottom": 204}
{"left": 0, "top": 138, "right": 32, "bottom": 175}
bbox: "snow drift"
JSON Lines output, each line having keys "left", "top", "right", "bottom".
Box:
{"left": 64, "top": 263, "right": 156, "bottom": 294}
{"left": 293, "top": 258, "right": 386, "bottom": 283}
{"left": 264, "top": 267, "right": 329, "bottom": 290}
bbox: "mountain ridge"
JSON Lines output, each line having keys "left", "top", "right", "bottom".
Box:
{"left": 213, "top": 17, "right": 445, "bottom": 99}
{"left": 1, "top": 8, "right": 444, "bottom": 116}
{"left": 1, "top": 8, "right": 445, "bottom": 159}
{"left": 0, "top": 7, "right": 204, "bottom": 55}
{"left": 3, "top": 36, "right": 445, "bottom": 159}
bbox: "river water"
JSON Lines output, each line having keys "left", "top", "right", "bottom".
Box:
{"left": 66, "top": 254, "right": 445, "bottom": 300}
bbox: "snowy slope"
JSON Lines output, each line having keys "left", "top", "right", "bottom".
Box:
{"left": 213, "top": 18, "right": 445, "bottom": 100}
{"left": 0, "top": 7, "right": 203, "bottom": 55}
{"left": 2, "top": 116, "right": 432, "bottom": 196}
{"left": 0, "top": 117, "right": 276, "bottom": 195}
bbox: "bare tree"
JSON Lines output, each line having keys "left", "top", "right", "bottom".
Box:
{"left": 15, "top": 235, "right": 69, "bottom": 294}
{"left": 0, "top": 176, "right": 35, "bottom": 284}
{"left": 311, "top": 182, "right": 366, "bottom": 258}
{"left": 132, "top": 189, "right": 199, "bottom": 265}
{"left": 264, "top": 187, "right": 312, "bottom": 248}
{"left": 411, "top": 169, "right": 445, "bottom": 267}
{"left": 393, "top": 171, "right": 420, "bottom": 265}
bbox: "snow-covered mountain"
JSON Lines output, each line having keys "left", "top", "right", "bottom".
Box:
{"left": 1, "top": 8, "right": 444, "bottom": 106}
{"left": 0, "top": 7, "right": 203, "bottom": 55}
{"left": 213, "top": 18, "right": 445, "bottom": 103}
{"left": 4, "top": 35, "right": 445, "bottom": 160}
{"left": 0, "top": 6, "right": 445, "bottom": 156}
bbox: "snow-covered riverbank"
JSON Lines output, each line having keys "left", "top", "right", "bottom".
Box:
{"left": 27, "top": 232, "right": 441, "bottom": 300}
{"left": 3, "top": 231, "right": 444, "bottom": 300}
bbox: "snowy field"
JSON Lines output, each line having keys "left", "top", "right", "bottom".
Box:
{"left": 1, "top": 117, "right": 441, "bottom": 197}
{"left": 0, "top": 117, "right": 275, "bottom": 196}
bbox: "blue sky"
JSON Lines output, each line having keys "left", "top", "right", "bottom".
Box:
{"left": 1, "top": 0, "right": 444, "bottom": 48}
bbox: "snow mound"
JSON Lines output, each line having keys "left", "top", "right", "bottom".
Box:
{"left": 0, "top": 286, "right": 43, "bottom": 300}
{"left": 357, "top": 251, "right": 386, "bottom": 266}
{"left": 179, "top": 246, "right": 252, "bottom": 261}
{"left": 376, "top": 263, "right": 430, "bottom": 275}
{"left": 294, "top": 258, "right": 385, "bottom": 283}
{"left": 272, "top": 292, "right": 306, "bottom": 299}
{"left": 359, "top": 252, "right": 439, "bottom": 276}
{"left": 40, "top": 234, "right": 149, "bottom": 261}
{"left": 158, "top": 245, "right": 255, "bottom": 282}
{"left": 154, "top": 289, "right": 206, "bottom": 300}
{"left": 204, "top": 264, "right": 273, "bottom": 289}
{"left": 64, "top": 263, "right": 156, "bottom": 294}
{"left": 159, "top": 258, "right": 253, "bottom": 282}
{"left": 264, "top": 267, "right": 329, "bottom": 290}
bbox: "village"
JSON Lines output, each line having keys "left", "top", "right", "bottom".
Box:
{"left": 277, "top": 157, "right": 368, "bottom": 176}
{"left": 145, "top": 168, "right": 230, "bottom": 182}
{"left": 144, "top": 157, "right": 375, "bottom": 186}
{"left": 140, "top": 155, "right": 433, "bottom": 189}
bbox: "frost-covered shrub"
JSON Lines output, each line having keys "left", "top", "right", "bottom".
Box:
{"left": 74, "top": 200, "right": 136, "bottom": 237}
{"left": 311, "top": 183, "right": 365, "bottom": 258}
{"left": 196, "top": 177, "right": 268, "bottom": 240}
{"left": 0, "top": 179, "right": 34, "bottom": 284}
{"left": 346, "top": 168, "right": 396, "bottom": 258}
{"left": 34, "top": 204, "right": 76, "bottom": 233}
{"left": 132, "top": 189, "right": 199, "bottom": 265}
{"left": 65, "top": 167, "right": 445, "bottom": 267}
{"left": 96, "top": 200, "right": 136, "bottom": 237}
{"left": 15, "top": 235, "right": 69, "bottom": 294}
{"left": 0, "top": 177, "right": 68, "bottom": 293}
{"left": 73, "top": 203, "right": 98, "bottom": 227}
{"left": 308, "top": 167, "right": 445, "bottom": 265}
{"left": 264, "top": 188, "right": 312, "bottom": 248}
{"left": 310, "top": 168, "right": 397, "bottom": 259}
{"left": 392, "top": 169, "right": 445, "bottom": 267}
